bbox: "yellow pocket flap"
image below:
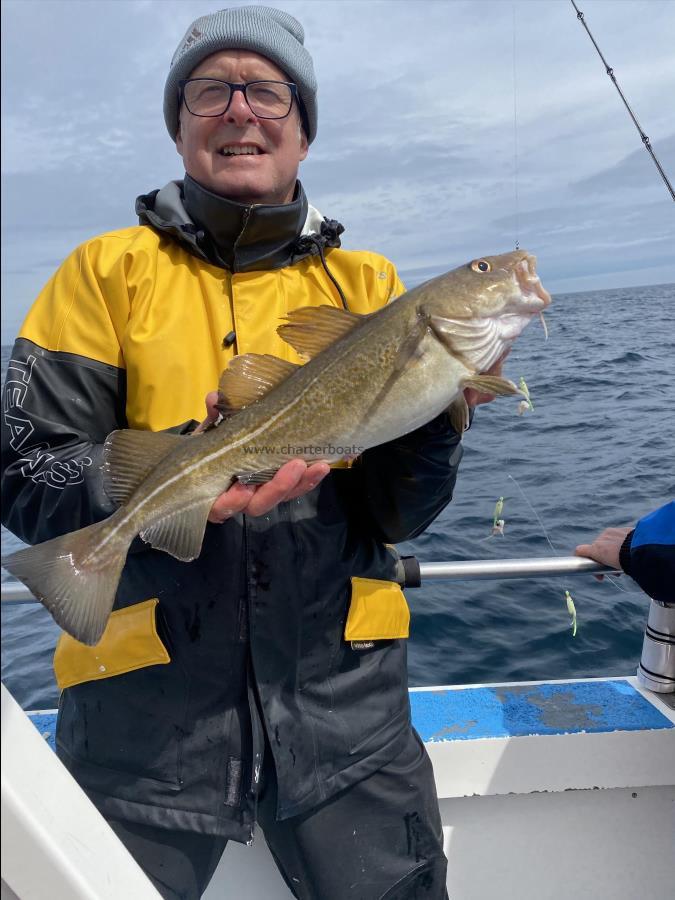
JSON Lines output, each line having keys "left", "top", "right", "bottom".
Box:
{"left": 54, "top": 598, "right": 170, "bottom": 690}
{"left": 344, "top": 577, "right": 410, "bottom": 642}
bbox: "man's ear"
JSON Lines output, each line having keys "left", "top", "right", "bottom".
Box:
{"left": 176, "top": 120, "right": 184, "bottom": 156}
{"left": 298, "top": 128, "right": 308, "bottom": 163}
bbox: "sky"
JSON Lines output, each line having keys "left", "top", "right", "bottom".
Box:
{"left": 2, "top": 0, "right": 674, "bottom": 343}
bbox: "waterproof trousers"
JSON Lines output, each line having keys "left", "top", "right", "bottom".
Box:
{"left": 107, "top": 727, "right": 449, "bottom": 900}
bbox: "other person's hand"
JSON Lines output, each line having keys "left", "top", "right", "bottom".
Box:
{"left": 194, "top": 392, "right": 330, "bottom": 523}
{"left": 575, "top": 526, "right": 631, "bottom": 580}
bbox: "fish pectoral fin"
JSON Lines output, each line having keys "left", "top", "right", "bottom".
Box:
{"left": 234, "top": 467, "right": 279, "bottom": 485}
{"left": 461, "top": 374, "right": 523, "bottom": 397}
{"left": 392, "top": 314, "right": 430, "bottom": 373}
{"left": 103, "top": 430, "right": 185, "bottom": 505}
{"left": 277, "top": 305, "right": 365, "bottom": 360}
{"left": 448, "top": 395, "right": 470, "bottom": 433}
{"left": 218, "top": 354, "right": 300, "bottom": 415}
{"left": 139, "top": 498, "right": 214, "bottom": 562}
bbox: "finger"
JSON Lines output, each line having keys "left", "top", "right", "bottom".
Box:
{"left": 204, "top": 390, "right": 220, "bottom": 419}
{"left": 285, "top": 463, "right": 331, "bottom": 500}
{"left": 194, "top": 391, "right": 222, "bottom": 435}
{"left": 208, "top": 481, "right": 255, "bottom": 523}
{"left": 244, "top": 459, "right": 308, "bottom": 517}
{"left": 576, "top": 542, "right": 609, "bottom": 563}
{"left": 464, "top": 387, "right": 496, "bottom": 408}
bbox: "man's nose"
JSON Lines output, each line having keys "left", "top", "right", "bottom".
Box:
{"left": 224, "top": 89, "right": 257, "bottom": 125}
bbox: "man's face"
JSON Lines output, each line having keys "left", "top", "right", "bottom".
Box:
{"left": 176, "top": 49, "right": 308, "bottom": 205}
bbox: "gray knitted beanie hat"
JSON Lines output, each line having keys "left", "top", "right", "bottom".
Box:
{"left": 164, "top": 5, "right": 318, "bottom": 144}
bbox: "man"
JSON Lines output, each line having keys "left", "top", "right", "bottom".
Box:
{"left": 1, "top": 6, "right": 502, "bottom": 898}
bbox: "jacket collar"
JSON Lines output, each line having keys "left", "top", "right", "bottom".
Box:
{"left": 135, "top": 177, "right": 337, "bottom": 273}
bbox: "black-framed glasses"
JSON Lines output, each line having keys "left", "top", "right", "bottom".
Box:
{"left": 179, "top": 78, "right": 298, "bottom": 120}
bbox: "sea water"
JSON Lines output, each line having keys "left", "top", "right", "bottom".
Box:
{"left": 2, "top": 283, "right": 674, "bottom": 708}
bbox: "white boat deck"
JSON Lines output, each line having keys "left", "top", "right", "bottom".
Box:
{"left": 3, "top": 675, "right": 675, "bottom": 899}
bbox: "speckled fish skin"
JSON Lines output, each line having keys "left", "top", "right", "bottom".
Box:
{"left": 2, "top": 250, "right": 550, "bottom": 645}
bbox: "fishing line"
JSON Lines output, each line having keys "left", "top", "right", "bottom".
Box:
{"left": 507, "top": 474, "right": 559, "bottom": 558}
{"left": 506, "top": 473, "right": 629, "bottom": 594}
{"left": 569, "top": 0, "right": 675, "bottom": 202}
{"left": 511, "top": 3, "right": 520, "bottom": 250}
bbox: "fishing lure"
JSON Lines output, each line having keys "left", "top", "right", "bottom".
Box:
{"left": 480, "top": 497, "right": 506, "bottom": 540}
{"left": 492, "top": 497, "right": 506, "bottom": 535}
{"left": 517, "top": 377, "right": 534, "bottom": 415}
{"left": 565, "top": 590, "right": 577, "bottom": 637}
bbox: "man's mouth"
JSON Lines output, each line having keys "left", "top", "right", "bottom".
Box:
{"left": 218, "top": 145, "right": 263, "bottom": 157}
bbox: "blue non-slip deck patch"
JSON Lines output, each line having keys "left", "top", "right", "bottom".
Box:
{"left": 410, "top": 680, "right": 674, "bottom": 742}
{"left": 28, "top": 712, "right": 57, "bottom": 751}
{"left": 27, "top": 680, "right": 674, "bottom": 748}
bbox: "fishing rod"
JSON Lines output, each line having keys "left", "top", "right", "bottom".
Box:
{"left": 569, "top": 0, "right": 675, "bottom": 202}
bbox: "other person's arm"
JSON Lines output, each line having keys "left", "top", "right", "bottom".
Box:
{"left": 575, "top": 501, "right": 675, "bottom": 603}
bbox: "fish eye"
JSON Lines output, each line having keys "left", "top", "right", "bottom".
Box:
{"left": 471, "top": 259, "right": 491, "bottom": 273}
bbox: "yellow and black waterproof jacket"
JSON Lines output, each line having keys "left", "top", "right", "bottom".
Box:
{"left": 0, "top": 178, "right": 465, "bottom": 840}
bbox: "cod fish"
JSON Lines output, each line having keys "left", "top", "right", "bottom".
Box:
{"left": 3, "top": 251, "right": 551, "bottom": 645}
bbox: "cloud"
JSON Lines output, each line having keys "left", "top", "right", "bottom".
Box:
{"left": 570, "top": 133, "right": 675, "bottom": 195}
{"left": 2, "top": 0, "right": 674, "bottom": 342}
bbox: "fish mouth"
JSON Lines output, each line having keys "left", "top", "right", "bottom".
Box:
{"left": 515, "top": 255, "right": 551, "bottom": 309}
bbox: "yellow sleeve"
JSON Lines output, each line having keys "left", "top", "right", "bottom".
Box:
{"left": 19, "top": 234, "right": 131, "bottom": 369}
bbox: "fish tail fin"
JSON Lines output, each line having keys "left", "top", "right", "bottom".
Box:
{"left": 2, "top": 519, "right": 128, "bottom": 646}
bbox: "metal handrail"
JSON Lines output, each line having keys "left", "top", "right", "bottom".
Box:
{"left": 1, "top": 557, "right": 616, "bottom": 604}
{"left": 419, "top": 556, "right": 617, "bottom": 581}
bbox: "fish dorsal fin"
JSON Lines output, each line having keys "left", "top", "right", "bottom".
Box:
{"left": 139, "top": 497, "right": 214, "bottom": 562}
{"left": 217, "top": 354, "right": 300, "bottom": 416}
{"left": 277, "top": 305, "right": 365, "bottom": 360}
{"left": 103, "top": 430, "right": 184, "bottom": 505}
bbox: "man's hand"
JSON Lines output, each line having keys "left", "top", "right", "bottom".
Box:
{"left": 575, "top": 526, "right": 631, "bottom": 580}
{"left": 194, "top": 392, "right": 330, "bottom": 523}
{"left": 464, "top": 351, "right": 510, "bottom": 407}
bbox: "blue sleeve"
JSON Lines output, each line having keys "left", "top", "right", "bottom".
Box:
{"left": 619, "top": 501, "right": 675, "bottom": 603}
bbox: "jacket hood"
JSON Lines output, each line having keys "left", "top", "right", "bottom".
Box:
{"left": 135, "top": 178, "right": 342, "bottom": 273}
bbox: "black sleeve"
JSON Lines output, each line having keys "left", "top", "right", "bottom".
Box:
{"left": 1, "top": 339, "right": 127, "bottom": 545}
{"left": 335, "top": 411, "right": 466, "bottom": 544}
{"left": 619, "top": 503, "right": 675, "bottom": 604}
